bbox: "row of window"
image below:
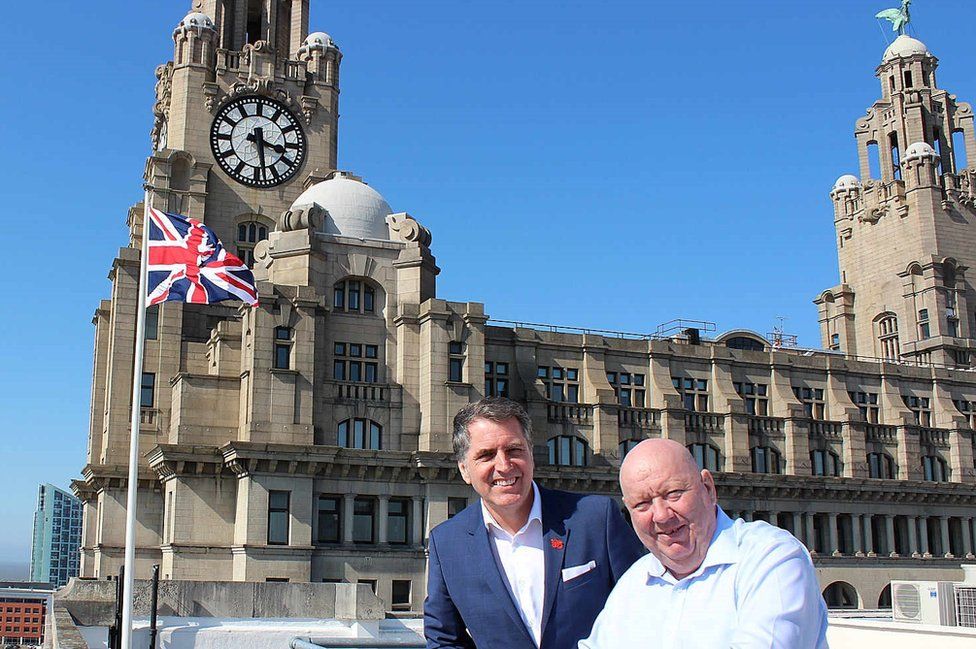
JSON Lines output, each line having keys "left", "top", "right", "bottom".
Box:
{"left": 272, "top": 493, "right": 471, "bottom": 546}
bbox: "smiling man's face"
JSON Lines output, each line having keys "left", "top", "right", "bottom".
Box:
{"left": 458, "top": 416, "right": 535, "bottom": 533}
{"left": 621, "top": 439, "right": 718, "bottom": 579}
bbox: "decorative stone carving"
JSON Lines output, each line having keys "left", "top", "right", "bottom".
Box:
{"left": 277, "top": 203, "right": 322, "bottom": 232}
{"left": 253, "top": 240, "right": 272, "bottom": 270}
{"left": 386, "top": 212, "right": 432, "bottom": 247}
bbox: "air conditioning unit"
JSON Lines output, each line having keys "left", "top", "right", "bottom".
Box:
{"left": 891, "top": 581, "right": 957, "bottom": 626}
{"left": 956, "top": 585, "right": 976, "bottom": 628}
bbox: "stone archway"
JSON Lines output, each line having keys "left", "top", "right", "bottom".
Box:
{"left": 877, "top": 584, "right": 892, "bottom": 609}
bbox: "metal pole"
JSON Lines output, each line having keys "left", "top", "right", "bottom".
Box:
{"left": 120, "top": 188, "right": 153, "bottom": 649}
{"left": 148, "top": 564, "right": 160, "bottom": 649}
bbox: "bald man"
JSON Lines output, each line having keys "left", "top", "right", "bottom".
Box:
{"left": 580, "top": 439, "right": 828, "bottom": 649}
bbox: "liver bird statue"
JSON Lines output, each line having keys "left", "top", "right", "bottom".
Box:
{"left": 876, "top": 0, "right": 911, "bottom": 35}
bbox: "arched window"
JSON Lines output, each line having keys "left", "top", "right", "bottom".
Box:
{"left": 334, "top": 278, "right": 378, "bottom": 314}
{"left": 724, "top": 336, "right": 765, "bottom": 352}
{"left": 867, "top": 452, "right": 896, "bottom": 479}
{"left": 921, "top": 454, "right": 949, "bottom": 482}
{"left": 810, "top": 449, "right": 840, "bottom": 477}
{"left": 878, "top": 584, "right": 892, "bottom": 609}
{"left": 750, "top": 446, "right": 782, "bottom": 474}
{"left": 687, "top": 443, "right": 721, "bottom": 472}
{"left": 823, "top": 581, "right": 859, "bottom": 609}
{"left": 338, "top": 418, "right": 382, "bottom": 450}
{"left": 236, "top": 219, "right": 269, "bottom": 267}
{"left": 875, "top": 313, "right": 900, "bottom": 360}
{"left": 548, "top": 436, "right": 588, "bottom": 467}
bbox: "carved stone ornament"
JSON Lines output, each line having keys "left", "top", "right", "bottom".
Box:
{"left": 253, "top": 240, "right": 273, "bottom": 270}
{"left": 206, "top": 80, "right": 305, "bottom": 123}
{"left": 278, "top": 203, "right": 323, "bottom": 232}
{"left": 153, "top": 62, "right": 173, "bottom": 119}
{"left": 861, "top": 206, "right": 887, "bottom": 224}
{"left": 386, "top": 213, "right": 432, "bottom": 246}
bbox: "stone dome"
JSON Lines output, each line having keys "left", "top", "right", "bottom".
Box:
{"left": 292, "top": 172, "right": 391, "bottom": 240}
{"left": 883, "top": 35, "right": 930, "bottom": 62}
{"left": 903, "top": 141, "right": 938, "bottom": 162}
{"left": 302, "top": 31, "right": 336, "bottom": 52}
{"left": 832, "top": 174, "right": 861, "bottom": 192}
{"left": 179, "top": 12, "right": 215, "bottom": 31}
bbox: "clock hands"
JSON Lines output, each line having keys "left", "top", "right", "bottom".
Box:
{"left": 246, "top": 127, "right": 287, "bottom": 164}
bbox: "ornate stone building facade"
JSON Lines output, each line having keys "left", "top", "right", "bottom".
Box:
{"left": 75, "top": 3, "right": 976, "bottom": 612}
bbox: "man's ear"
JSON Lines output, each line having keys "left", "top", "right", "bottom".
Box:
{"left": 701, "top": 469, "right": 717, "bottom": 503}
{"left": 458, "top": 460, "right": 472, "bottom": 485}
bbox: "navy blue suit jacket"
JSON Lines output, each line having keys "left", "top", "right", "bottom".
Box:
{"left": 424, "top": 486, "right": 645, "bottom": 649}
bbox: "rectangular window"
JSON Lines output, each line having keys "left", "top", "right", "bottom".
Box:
{"left": 268, "top": 491, "right": 290, "bottom": 545}
{"left": 140, "top": 372, "right": 155, "bottom": 408}
{"left": 391, "top": 579, "right": 412, "bottom": 611}
{"left": 485, "top": 362, "right": 510, "bottom": 397}
{"left": 387, "top": 498, "right": 409, "bottom": 545}
{"left": 365, "top": 362, "right": 377, "bottom": 383}
{"left": 792, "top": 386, "right": 825, "bottom": 419}
{"left": 353, "top": 498, "right": 375, "bottom": 543}
{"left": 541, "top": 365, "right": 580, "bottom": 403}
{"left": 734, "top": 382, "right": 768, "bottom": 416}
{"left": 333, "top": 360, "right": 346, "bottom": 381}
{"left": 274, "top": 344, "right": 290, "bottom": 369}
{"left": 449, "top": 358, "right": 464, "bottom": 382}
{"left": 849, "top": 391, "right": 880, "bottom": 423}
{"left": 348, "top": 282, "right": 360, "bottom": 310}
{"left": 363, "top": 286, "right": 375, "bottom": 312}
{"left": 349, "top": 361, "right": 362, "bottom": 382}
{"left": 358, "top": 579, "right": 377, "bottom": 594}
{"left": 673, "top": 376, "right": 708, "bottom": 412}
{"left": 316, "top": 496, "right": 340, "bottom": 543}
{"left": 608, "top": 372, "right": 646, "bottom": 407}
{"left": 447, "top": 497, "right": 468, "bottom": 519}
{"left": 903, "top": 69, "right": 913, "bottom": 88}
{"left": 145, "top": 306, "right": 159, "bottom": 340}
{"left": 334, "top": 342, "right": 346, "bottom": 356}
{"left": 829, "top": 333, "right": 840, "bottom": 350}
{"left": 365, "top": 344, "right": 378, "bottom": 359}
{"left": 449, "top": 342, "right": 465, "bottom": 382}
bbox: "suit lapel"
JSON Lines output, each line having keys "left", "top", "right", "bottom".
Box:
{"left": 540, "top": 489, "right": 570, "bottom": 639}
{"left": 467, "top": 510, "right": 536, "bottom": 645}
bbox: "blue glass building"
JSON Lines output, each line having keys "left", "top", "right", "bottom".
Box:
{"left": 29, "top": 484, "right": 82, "bottom": 588}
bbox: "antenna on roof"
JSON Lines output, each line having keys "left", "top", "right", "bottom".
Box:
{"left": 768, "top": 316, "right": 798, "bottom": 349}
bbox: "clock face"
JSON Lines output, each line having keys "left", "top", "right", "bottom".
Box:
{"left": 210, "top": 96, "right": 306, "bottom": 188}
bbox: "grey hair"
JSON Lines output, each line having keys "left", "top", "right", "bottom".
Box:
{"left": 452, "top": 397, "right": 533, "bottom": 462}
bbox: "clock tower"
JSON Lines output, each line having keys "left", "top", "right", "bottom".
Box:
{"left": 150, "top": 0, "right": 340, "bottom": 236}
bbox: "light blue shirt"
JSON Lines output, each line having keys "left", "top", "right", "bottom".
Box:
{"left": 580, "top": 507, "right": 829, "bottom": 649}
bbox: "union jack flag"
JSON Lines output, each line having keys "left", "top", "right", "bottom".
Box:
{"left": 146, "top": 208, "right": 258, "bottom": 306}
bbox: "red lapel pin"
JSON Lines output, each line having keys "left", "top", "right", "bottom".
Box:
{"left": 550, "top": 538, "right": 564, "bottom": 550}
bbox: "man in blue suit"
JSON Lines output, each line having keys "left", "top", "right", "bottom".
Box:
{"left": 424, "top": 397, "right": 644, "bottom": 649}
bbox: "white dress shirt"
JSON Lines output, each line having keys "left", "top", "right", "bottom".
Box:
{"left": 482, "top": 481, "right": 545, "bottom": 647}
{"left": 580, "top": 507, "right": 829, "bottom": 649}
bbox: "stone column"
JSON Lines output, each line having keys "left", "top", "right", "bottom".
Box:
{"left": 805, "top": 514, "right": 816, "bottom": 553}
{"left": 828, "top": 513, "right": 841, "bottom": 556}
{"left": 963, "top": 517, "right": 975, "bottom": 559}
{"left": 919, "top": 517, "right": 931, "bottom": 557}
{"left": 907, "top": 516, "right": 919, "bottom": 557}
{"left": 940, "top": 516, "right": 952, "bottom": 558}
{"left": 864, "top": 515, "right": 876, "bottom": 556}
{"left": 886, "top": 514, "right": 897, "bottom": 557}
{"left": 378, "top": 495, "right": 390, "bottom": 545}
{"left": 342, "top": 494, "right": 355, "bottom": 545}
{"left": 411, "top": 497, "right": 424, "bottom": 546}
{"left": 792, "top": 512, "right": 803, "bottom": 543}
{"left": 768, "top": 509, "right": 779, "bottom": 528}
{"left": 853, "top": 515, "right": 864, "bottom": 556}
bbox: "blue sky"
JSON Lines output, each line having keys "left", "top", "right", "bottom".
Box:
{"left": 0, "top": 0, "right": 972, "bottom": 569}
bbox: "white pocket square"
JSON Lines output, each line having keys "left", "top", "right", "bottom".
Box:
{"left": 562, "top": 560, "right": 597, "bottom": 582}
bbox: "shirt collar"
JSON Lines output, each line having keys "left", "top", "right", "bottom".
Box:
{"left": 481, "top": 480, "right": 542, "bottom": 535}
{"left": 645, "top": 506, "right": 738, "bottom": 583}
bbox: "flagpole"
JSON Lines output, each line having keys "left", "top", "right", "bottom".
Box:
{"left": 119, "top": 186, "right": 152, "bottom": 649}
